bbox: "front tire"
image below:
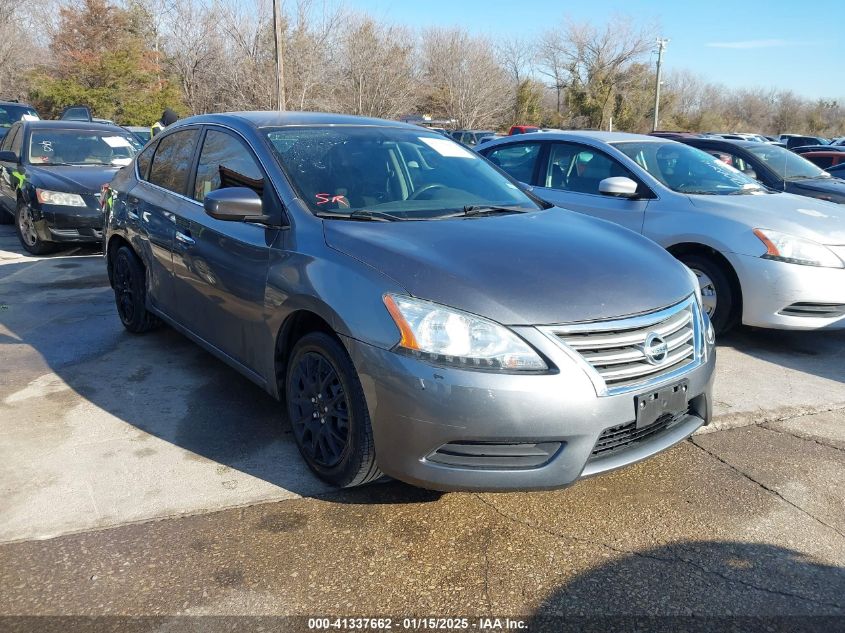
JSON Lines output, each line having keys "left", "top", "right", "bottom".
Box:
{"left": 15, "top": 201, "right": 56, "bottom": 255}
{"left": 679, "top": 254, "right": 737, "bottom": 334}
{"left": 112, "top": 245, "right": 160, "bottom": 333}
{"left": 285, "top": 332, "right": 382, "bottom": 488}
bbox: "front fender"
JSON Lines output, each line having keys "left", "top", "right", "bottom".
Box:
{"left": 265, "top": 247, "right": 406, "bottom": 354}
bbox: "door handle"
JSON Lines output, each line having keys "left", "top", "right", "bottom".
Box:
{"left": 175, "top": 230, "right": 195, "bottom": 246}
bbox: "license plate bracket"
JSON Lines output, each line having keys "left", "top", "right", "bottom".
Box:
{"left": 635, "top": 380, "right": 689, "bottom": 429}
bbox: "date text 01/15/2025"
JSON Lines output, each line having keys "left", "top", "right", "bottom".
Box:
{"left": 306, "top": 617, "right": 528, "bottom": 630}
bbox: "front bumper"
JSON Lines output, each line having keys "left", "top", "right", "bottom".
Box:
{"left": 729, "top": 253, "right": 845, "bottom": 330}
{"left": 33, "top": 204, "right": 104, "bottom": 244}
{"left": 343, "top": 326, "right": 715, "bottom": 492}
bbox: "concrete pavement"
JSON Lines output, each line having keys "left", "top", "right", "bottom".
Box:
{"left": 1, "top": 224, "right": 844, "bottom": 624}
{"left": 1, "top": 423, "right": 844, "bottom": 620}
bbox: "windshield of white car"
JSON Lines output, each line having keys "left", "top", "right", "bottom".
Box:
{"left": 28, "top": 129, "right": 140, "bottom": 166}
{"left": 744, "top": 144, "right": 830, "bottom": 181}
{"left": 264, "top": 126, "right": 541, "bottom": 219}
{"left": 612, "top": 141, "right": 766, "bottom": 195}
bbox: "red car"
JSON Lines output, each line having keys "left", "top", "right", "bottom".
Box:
{"left": 508, "top": 125, "right": 539, "bottom": 135}
{"left": 799, "top": 151, "right": 845, "bottom": 171}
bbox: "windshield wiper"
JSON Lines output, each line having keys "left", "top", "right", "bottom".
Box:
{"left": 463, "top": 205, "right": 529, "bottom": 216}
{"left": 315, "top": 209, "right": 404, "bottom": 222}
{"left": 433, "top": 205, "right": 529, "bottom": 219}
{"left": 726, "top": 187, "right": 764, "bottom": 195}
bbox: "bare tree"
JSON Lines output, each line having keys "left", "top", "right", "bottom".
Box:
{"left": 421, "top": 27, "right": 509, "bottom": 129}
{"left": 535, "top": 29, "right": 569, "bottom": 115}
{"left": 284, "top": 0, "right": 346, "bottom": 112}
{"left": 536, "top": 15, "right": 655, "bottom": 128}
{"left": 330, "top": 16, "right": 417, "bottom": 119}
{"left": 497, "top": 36, "right": 533, "bottom": 85}
{"left": 0, "top": 1, "right": 58, "bottom": 100}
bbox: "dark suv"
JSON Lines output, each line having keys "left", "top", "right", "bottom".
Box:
{"left": 104, "top": 112, "right": 714, "bottom": 491}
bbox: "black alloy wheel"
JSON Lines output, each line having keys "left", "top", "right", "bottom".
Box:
{"left": 288, "top": 350, "right": 351, "bottom": 469}
{"left": 286, "top": 332, "right": 382, "bottom": 487}
{"left": 112, "top": 245, "right": 160, "bottom": 333}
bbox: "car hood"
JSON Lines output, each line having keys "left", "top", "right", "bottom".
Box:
{"left": 323, "top": 209, "right": 694, "bottom": 326}
{"left": 787, "top": 176, "right": 845, "bottom": 201}
{"left": 687, "top": 192, "right": 845, "bottom": 244}
{"left": 26, "top": 165, "right": 120, "bottom": 194}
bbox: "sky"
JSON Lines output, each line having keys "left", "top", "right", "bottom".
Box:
{"left": 346, "top": 0, "right": 841, "bottom": 101}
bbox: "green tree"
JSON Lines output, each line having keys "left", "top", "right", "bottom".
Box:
{"left": 513, "top": 80, "right": 544, "bottom": 126}
{"left": 27, "top": 0, "right": 182, "bottom": 125}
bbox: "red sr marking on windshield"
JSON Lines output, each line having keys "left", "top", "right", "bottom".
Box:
{"left": 316, "top": 193, "right": 348, "bottom": 205}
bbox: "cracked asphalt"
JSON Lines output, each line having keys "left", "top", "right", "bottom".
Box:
{"left": 1, "top": 226, "right": 845, "bottom": 628}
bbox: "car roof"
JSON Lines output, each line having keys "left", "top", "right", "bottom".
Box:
{"left": 22, "top": 120, "right": 130, "bottom": 133}
{"left": 681, "top": 137, "right": 760, "bottom": 149}
{"left": 492, "top": 130, "right": 664, "bottom": 145}
{"left": 799, "top": 151, "right": 844, "bottom": 157}
{"left": 182, "top": 111, "right": 421, "bottom": 130}
{"left": 0, "top": 100, "right": 34, "bottom": 107}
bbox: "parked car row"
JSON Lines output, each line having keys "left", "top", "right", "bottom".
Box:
{"left": 2, "top": 109, "right": 843, "bottom": 496}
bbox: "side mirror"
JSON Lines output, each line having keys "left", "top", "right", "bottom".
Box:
{"left": 0, "top": 150, "right": 19, "bottom": 163}
{"left": 517, "top": 181, "right": 534, "bottom": 193}
{"left": 599, "top": 176, "right": 639, "bottom": 198}
{"left": 204, "top": 187, "right": 265, "bottom": 222}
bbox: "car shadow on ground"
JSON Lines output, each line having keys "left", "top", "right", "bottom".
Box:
{"left": 528, "top": 540, "right": 845, "bottom": 631}
{"left": 0, "top": 252, "right": 439, "bottom": 506}
{"left": 718, "top": 325, "right": 845, "bottom": 385}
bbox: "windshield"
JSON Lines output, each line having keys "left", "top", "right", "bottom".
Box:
{"left": 28, "top": 129, "right": 140, "bottom": 166}
{"left": 612, "top": 141, "right": 764, "bottom": 195}
{"left": 0, "top": 105, "right": 38, "bottom": 128}
{"left": 264, "top": 126, "right": 541, "bottom": 219}
{"left": 744, "top": 144, "right": 829, "bottom": 180}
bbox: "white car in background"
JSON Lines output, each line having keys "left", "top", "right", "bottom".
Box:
{"left": 479, "top": 131, "right": 845, "bottom": 334}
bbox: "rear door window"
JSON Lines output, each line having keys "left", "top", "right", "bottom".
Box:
{"left": 484, "top": 143, "right": 542, "bottom": 184}
{"left": 136, "top": 140, "right": 157, "bottom": 181}
{"left": 148, "top": 129, "right": 199, "bottom": 195}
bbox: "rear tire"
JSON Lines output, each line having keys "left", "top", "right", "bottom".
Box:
{"left": 285, "top": 332, "right": 382, "bottom": 488}
{"left": 112, "top": 245, "right": 160, "bottom": 333}
{"left": 678, "top": 254, "right": 738, "bottom": 334}
{"left": 15, "top": 200, "right": 56, "bottom": 255}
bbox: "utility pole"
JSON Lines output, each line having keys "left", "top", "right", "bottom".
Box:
{"left": 272, "top": 0, "right": 286, "bottom": 111}
{"left": 652, "top": 38, "right": 669, "bottom": 132}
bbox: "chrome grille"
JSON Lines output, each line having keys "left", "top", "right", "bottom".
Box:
{"left": 540, "top": 298, "right": 702, "bottom": 396}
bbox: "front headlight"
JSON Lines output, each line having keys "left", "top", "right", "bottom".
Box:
{"left": 753, "top": 228, "right": 843, "bottom": 269}
{"left": 36, "top": 189, "right": 86, "bottom": 207}
{"left": 383, "top": 294, "right": 547, "bottom": 371}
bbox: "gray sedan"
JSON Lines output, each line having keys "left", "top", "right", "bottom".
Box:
{"left": 104, "top": 113, "right": 714, "bottom": 491}
{"left": 479, "top": 131, "right": 845, "bottom": 333}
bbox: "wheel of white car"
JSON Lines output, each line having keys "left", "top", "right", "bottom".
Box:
{"left": 679, "top": 254, "right": 737, "bottom": 334}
